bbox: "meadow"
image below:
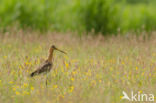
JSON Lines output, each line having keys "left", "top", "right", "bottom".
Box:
{"left": 0, "top": 31, "right": 156, "bottom": 103}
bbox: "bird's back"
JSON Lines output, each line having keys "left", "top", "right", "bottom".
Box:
{"left": 30, "top": 61, "right": 52, "bottom": 77}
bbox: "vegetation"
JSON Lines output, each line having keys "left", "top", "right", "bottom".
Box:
{"left": 0, "top": 0, "right": 156, "bottom": 35}
{"left": 81, "top": 0, "right": 119, "bottom": 34}
{"left": 0, "top": 31, "right": 156, "bottom": 103}
{"left": 0, "top": 0, "right": 155, "bottom": 102}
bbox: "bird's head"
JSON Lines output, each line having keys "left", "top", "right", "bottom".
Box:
{"left": 50, "top": 45, "right": 67, "bottom": 54}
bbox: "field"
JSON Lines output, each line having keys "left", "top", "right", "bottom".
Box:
{"left": 0, "top": 31, "right": 156, "bottom": 103}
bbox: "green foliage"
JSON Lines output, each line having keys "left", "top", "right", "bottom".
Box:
{"left": 81, "top": 0, "right": 119, "bottom": 34}
{"left": 120, "top": 4, "right": 156, "bottom": 33}
{"left": 0, "top": 0, "right": 51, "bottom": 31}
{"left": 0, "top": 0, "right": 156, "bottom": 35}
{"left": 126, "top": 0, "right": 149, "bottom": 4}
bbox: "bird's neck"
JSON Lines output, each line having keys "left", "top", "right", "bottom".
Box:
{"left": 47, "top": 49, "right": 54, "bottom": 62}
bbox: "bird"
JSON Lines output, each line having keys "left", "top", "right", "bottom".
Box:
{"left": 30, "top": 45, "right": 66, "bottom": 86}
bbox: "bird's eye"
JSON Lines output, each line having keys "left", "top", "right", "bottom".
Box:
{"left": 51, "top": 45, "right": 55, "bottom": 48}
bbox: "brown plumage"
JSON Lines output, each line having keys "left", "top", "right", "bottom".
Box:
{"left": 30, "top": 45, "right": 66, "bottom": 77}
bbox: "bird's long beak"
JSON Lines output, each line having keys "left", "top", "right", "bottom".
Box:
{"left": 55, "top": 48, "right": 67, "bottom": 54}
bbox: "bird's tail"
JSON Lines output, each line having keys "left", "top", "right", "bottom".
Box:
{"left": 30, "top": 71, "right": 37, "bottom": 77}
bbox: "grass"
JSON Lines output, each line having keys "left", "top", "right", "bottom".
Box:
{"left": 0, "top": 31, "right": 156, "bottom": 103}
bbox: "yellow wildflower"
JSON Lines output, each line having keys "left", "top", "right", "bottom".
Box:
{"left": 120, "top": 96, "right": 123, "bottom": 99}
{"left": 72, "top": 71, "right": 76, "bottom": 76}
{"left": 23, "top": 91, "right": 30, "bottom": 95}
{"left": 19, "top": 65, "right": 22, "bottom": 70}
{"left": 99, "top": 80, "right": 102, "bottom": 83}
{"left": 139, "top": 90, "right": 142, "bottom": 93}
{"left": 65, "top": 62, "right": 69, "bottom": 68}
{"left": 69, "top": 86, "right": 74, "bottom": 93}
{"left": 16, "top": 91, "right": 20, "bottom": 95}
{"left": 31, "top": 87, "right": 34, "bottom": 91}
{"left": 71, "top": 77, "right": 74, "bottom": 81}
{"left": 25, "top": 61, "right": 31, "bottom": 65}
{"left": 122, "top": 61, "right": 125, "bottom": 65}
{"left": 23, "top": 83, "right": 28, "bottom": 88}
{"left": 53, "top": 85, "right": 58, "bottom": 89}
{"left": 12, "top": 87, "right": 16, "bottom": 91}
{"left": 9, "top": 81, "right": 13, "bottom": 84}
{"left": 3, "top": 56, "right": 7, "bottom": 59}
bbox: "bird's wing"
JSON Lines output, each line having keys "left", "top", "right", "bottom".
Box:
{"left": 37, "top": 62, "right": 52, "bottom": 74}
{"left": 30, "top": 61, "right": 52, "bottom": 77}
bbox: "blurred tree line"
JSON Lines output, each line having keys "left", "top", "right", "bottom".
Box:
{"left": 0, "top": 0, "right": 156, "bottom": 35}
